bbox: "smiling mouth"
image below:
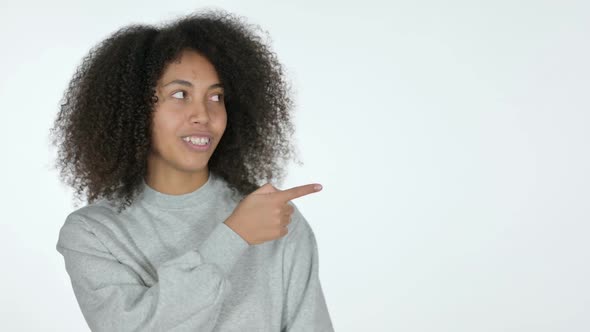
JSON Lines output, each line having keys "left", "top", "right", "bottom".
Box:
{"left": 181, "top": 137, "right": 211, "bottom": 151}
{"left": 182, "top": 136, "right": 211, "bottom": 145}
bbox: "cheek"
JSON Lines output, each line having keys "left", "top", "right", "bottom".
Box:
{"left": 151, "top": 111, "right": 182, "bottom": 144}
{"left": 215, "top": 109, "right": 228, "bottom": 132}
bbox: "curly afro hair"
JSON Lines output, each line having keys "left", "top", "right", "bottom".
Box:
{"left": 49, "top": 9, "right": 302, "bottom": 213}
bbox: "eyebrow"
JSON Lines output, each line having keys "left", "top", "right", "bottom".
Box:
{"left": 162, "top": 79, "right": 224, "bottom": 90}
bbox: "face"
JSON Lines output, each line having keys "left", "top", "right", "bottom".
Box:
{"left": 148, "top": 49, "right": 227, "bottom": 178}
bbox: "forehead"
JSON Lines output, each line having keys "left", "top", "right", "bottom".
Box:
{"left": 159, "top": 50, "right": 219, "bottom": 83}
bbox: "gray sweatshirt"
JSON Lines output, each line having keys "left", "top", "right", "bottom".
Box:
{"left": 55, "top": 171, "right": 334, "bottom": 331}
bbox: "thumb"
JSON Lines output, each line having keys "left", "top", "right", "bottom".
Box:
{"left": 252, "top": 183, "right": 278, "bottom": 195}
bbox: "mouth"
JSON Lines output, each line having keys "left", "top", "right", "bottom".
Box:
{"left": 181, "top": 136, "right": 212, "bottom": 151}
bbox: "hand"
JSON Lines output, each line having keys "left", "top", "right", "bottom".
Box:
{"left": 224, "top": 183, "right": 323, "bottom": 245}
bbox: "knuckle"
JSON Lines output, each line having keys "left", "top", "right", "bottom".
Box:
{"left": 281, "top": 218, "right": 290, "bottom": 226}
{"left": 274, "top": 207, "right": 282, "bottom": 216}
{"left": 274, "top": 218, "right": 285, "bottom": 227}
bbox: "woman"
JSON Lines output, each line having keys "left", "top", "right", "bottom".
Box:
{"left": 50, "top": 9, "right": 334, "bottom": 331}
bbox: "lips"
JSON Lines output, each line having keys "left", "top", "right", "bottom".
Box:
{"left": 181, "top": 132, "right": 212, "bottom": 139}
{"left": 182, "top": 137, "right": 211, "bottom": 151}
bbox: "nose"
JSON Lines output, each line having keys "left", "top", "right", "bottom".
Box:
{"left": 188, "top": 101, "right": 210, "bottom": 124}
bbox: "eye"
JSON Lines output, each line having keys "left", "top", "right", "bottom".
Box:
{"left": 171, "top": 90, "right": 188, "bottom": 99}
{"left": 211, "top": 93, "right": 224, "bottom": 102}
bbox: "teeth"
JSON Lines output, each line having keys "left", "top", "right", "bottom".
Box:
{"left": 183, "top": 136, "right": 210, "bottom": 145}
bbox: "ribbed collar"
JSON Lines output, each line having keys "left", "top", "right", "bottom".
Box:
{"left": 139, "top": 171, "right": 218, "bottom": 210}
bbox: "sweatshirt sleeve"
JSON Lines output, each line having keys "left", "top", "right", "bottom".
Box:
{"left": 55, "top": 214, "right": 249, "bottom": 332}
{"left": 281, "top": 205, "right": 335, "bottom": 332}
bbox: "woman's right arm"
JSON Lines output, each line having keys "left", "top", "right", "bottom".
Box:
{"left": 56, "top": 215, "right": 250, "bottom": 332}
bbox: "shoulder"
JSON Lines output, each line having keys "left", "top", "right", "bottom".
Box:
{"left": 66, "top": 199, "right": 121, "bottom": 227}
{"left": 56, "top": 200, "right": 122, "bottom": 248}
{"left": 284, "top": 201, "right": 317, "bottom": 245}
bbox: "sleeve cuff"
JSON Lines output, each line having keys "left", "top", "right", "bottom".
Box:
{"left": 198, "top": 222, "right": 250, "bottom": 275}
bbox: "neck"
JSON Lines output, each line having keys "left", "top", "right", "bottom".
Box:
{"left": 145, "top": 167, "right": 210, "bottom": 195}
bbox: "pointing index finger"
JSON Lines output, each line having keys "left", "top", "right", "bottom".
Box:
{"left": 274, "top": 183, "right": 322, "bottom": 202}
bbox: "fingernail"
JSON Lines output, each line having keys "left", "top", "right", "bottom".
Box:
{"left": 314, "top": 184, "right": 323, "bottom": 190}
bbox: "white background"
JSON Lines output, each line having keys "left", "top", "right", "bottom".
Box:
{"left": 1, "top": 0, "right": 588, "bottom": 331}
